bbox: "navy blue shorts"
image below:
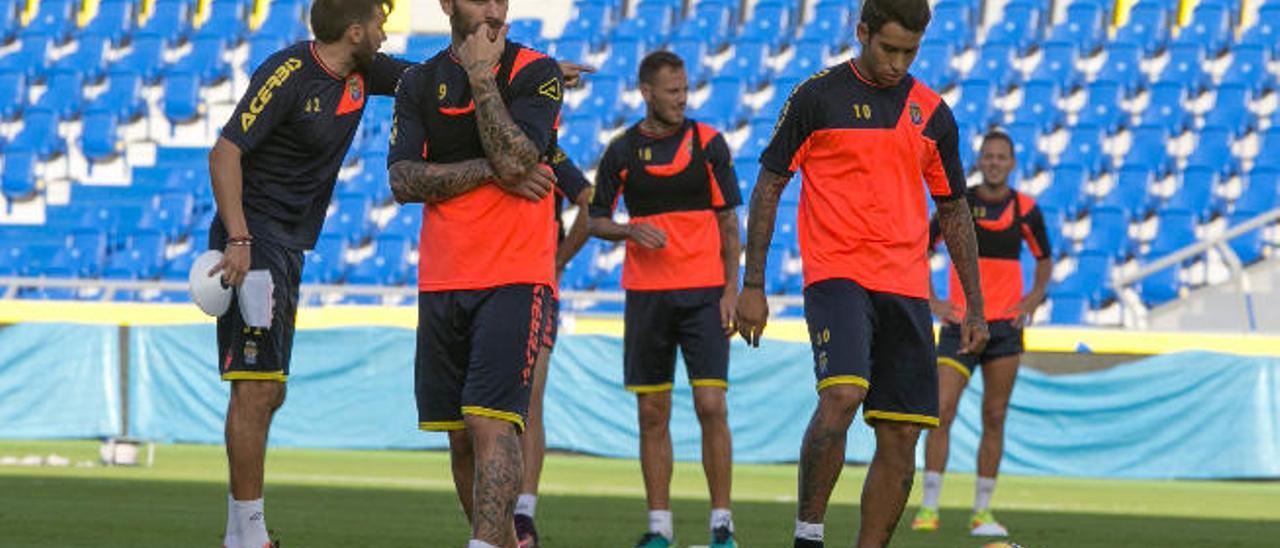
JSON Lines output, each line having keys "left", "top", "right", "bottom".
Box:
{"left": 416, "top": 284, "right": 552, "bottom": 432}
{"left": 211, "top": 225, "right": 302, "bottom": 382}
{"left": 803, "top": 278, "right": 939, "bottom": 427}
{"left": 624, "top": 287, "right": 729, "bottom": 392}
{"left": 937, "top": 320, "right": 1024, "bottom": 379}
{"left": 542, "top": 296, "right": 559, "bottom": 349}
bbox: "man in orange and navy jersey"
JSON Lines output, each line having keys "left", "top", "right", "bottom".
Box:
{"left": 735, "top": 0, "right": 989, "bottom": 546}
{"left": 589, "top": 51, "right": 742, "bottom": 548}
{"left": 912, "top": 130, "right": 1053, "bottom": 537}
{"left": 385, "top": 1, "right": 563, "bottom": 546}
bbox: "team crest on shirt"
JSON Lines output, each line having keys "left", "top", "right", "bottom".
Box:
{"left": 909, "top": 102, "right": 923, "bottom": 125}
{"left": 347, "top": 76, "right": 363, "bottom": 102}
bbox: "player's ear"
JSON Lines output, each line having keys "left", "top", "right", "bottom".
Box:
{"left": 439, "top": 0, "right": 454, "bottom": 17}
{"left": 856, "top": 22, "right": 870, "bottom": 48}
{"left": 346, "top": 21, "right": 364, "bottom": 46}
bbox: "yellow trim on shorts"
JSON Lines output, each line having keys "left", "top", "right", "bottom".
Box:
{"left": 690, "top": 379, "right": 729, "bottom": 389}
{"left": 419, "top": 421, "right": 466, "bottom": 431}
{"left": 863, "top": 410, "right": 941, "bottom": 428}
{"left": 626, "top": 383, "right": 674, "bottom": 394}
{"left": 938, "top": 357, "right": 973, "bottom": 380}
{"left": 222, "top": 371, "right": 287, "bottom": 382}
{"left": 461, "top": 406, "right": 525, "bottom": 430}
{"left": 816, "top": 375, "right": 869, "bottom": 392}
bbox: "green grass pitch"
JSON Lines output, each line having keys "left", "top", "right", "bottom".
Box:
{"left": 0, "top": 440, "right": 1276, "bottom": 547}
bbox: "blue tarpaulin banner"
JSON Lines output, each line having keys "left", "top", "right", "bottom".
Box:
{"left": 0, "top": 323, "right": 121, "bottom": 439}
{"left": 5, "top": 322, "right": 1277, "bottom": 479}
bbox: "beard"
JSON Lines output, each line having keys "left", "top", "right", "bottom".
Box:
{"left": 353, "top": 36, "right": 377, "bottom": 72}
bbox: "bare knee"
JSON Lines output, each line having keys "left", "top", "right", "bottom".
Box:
{"left": 637, "top": 394, "right": 671, "bottom": 433}
{"left": 982, "top": 402, "right": 1009, "bottom": 433}
{"left": 693, "top": 390, "right": 727, "bottom": 424}
{"left": 817, "top": 385, "right": 863, "bottom": 421}
{"left": 875, "top": 422, "right": 923, "bottom": 460}
{"left": 448, "top": 429, "right": 473, "bottom": 458}
{"left": 231, "top": 381, "right": 286, "bottom": 413}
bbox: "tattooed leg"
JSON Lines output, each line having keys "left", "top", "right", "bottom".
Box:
{"left": 466, "top": 416, "right": 523, "bottom": 548}
{"left": 797, "top": 385, "right": 864, "bottom": 523}
{"left": 857, "top": 421, "right": 923, "bottom": 548}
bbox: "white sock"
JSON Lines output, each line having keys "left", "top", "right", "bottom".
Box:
{"left": 223, "top": 493, "right": 239, "bottom": 546}
{"left": 710, "top": 508, "right": 733, "bottom": 532}
{"left": 974, "top": 476, "right": 997, "bottom": 512}
{"left": 233, "top": 498, "right": 269, "bottom": 547}
{"left": 467, "top": 541, "right": 500, "bottom": 548}
{"left": 515, "top": 494, "right": 537, "bottom": 518}
{"left": 922, "top": 471, "right": 944, "bottom": 509}
{"left": 795, "top": 520, "right": 824, "bottom": 541}
{"left": 649, "top": 509, "right": 674, "bottom": 540}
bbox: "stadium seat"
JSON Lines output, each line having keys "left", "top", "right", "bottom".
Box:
{"left": 1255, "top": 128, "right": 1280, "bottom": 171}
{"left": 1054, "top": 249, "right": 1113, "bottom": 305}
{"left": 1172, "top": 2, "right": 1230, "bottom": 55}
{"left": 690, "top": 76, "right": 747, "bottom": 129}
{"left": 1138, "top": 263, "right": 1181, "bottom": 306}
{"left": 778, "top": 38, "right": 828, "bottom": 83}
{"left": 1122, "top": 124, "right": 1171, "bottom": 175}
{"left": 23, "top": 0, "right": 77, "bottom": 42}
{"left": 9, "top": 107, "right": 64, "bottom": 158}
{"left": 675, "top": 2, "right": 731, "bottom": 49}
{"left": 507, "top": 17, "right": 544, "bottom": 44}
{"left": 1155, "top": 43, "right": 1207, "bottom": 93}
{"left": 1240, "top": 5, "right": 1279, "bottom": 54}
{"left": 348, "top": 233, "right": 411, "bottom": 286}
{"left": 1059, "top": 124, "right": 1105, "bottom": 176}
{"left": 1028, "top": 41, "right": 1080, "bottom": 91}
{"left": 329, "top": 193, "right": 372, "bottom": 244}
{"left": 1047, "top": 291, "right": 1089, "bottom": 324}
{"left": 0, "top": 32, "right": 53, "bottom": 79}
{"left": 1234, "top": 167, "right": 1280, "bottom": 213}
{"left": 80, "top": 108, "right": 122, "bottom": 167}
{"left": 163, "top": 71, "right": 203, "bottom": 128}
{"left": 1221, "top": 44, "right": 1274, "bottom": 94}
{"left": 248, "top": 33, "right": 288, "bottom": 73}
{"left": 304, "top": 233, "right": 347, "bottom": 284}
{"left": 798, "top": 0, "right": 853, "bottom": 50}
{"left": 0, "top": 146, "right": 38, "bottom": 201}
{"left": 1138, "top": 81, "right": 1189, "bottom": 133}
{"left": 985, "top": 0, "right": 1043, "bottom": 53}
{"left": 147, "top": 191, "right": 195, "bottom": 240}
{"left": 51, "top": 33, "right": 110, "bottom": 82}
{"left": 1226, "top": 209, "right": 1267, "bottom": 265}
{"left": 953, "top": 78, "right": 997, "bottom": 129}
{"left": 1005, "top": 121, "right": 1045, "bottom": 177}
{"left": 257, "top": 0, "right": 308, "bottom": 42}
{"left": 1186, "top": 125, "right": 1237, "bottom": 176}
{"left": 32, "top": 67, "right": 83, "bottom": 119}
{"left": 1202, "top": 83, "right": 1253, "bottom": 137}
{"left": 140, "top": 0, "right": 192, "bottom": 43}
{"left": 1095, "top": 41, "right": 1142, "bottom": 96}
{"left": 1146, "top": 208, "right": 1196, "bottom": 258}
{"left": 1077, "top": 80, "right": 1125, "bottom": 134}
{"left": 1166, "top": 165, "right": 1217, "bottom": 218}
{"left": 83, "top": 0, "right": 135, "bottom": 45}
{"left": 669, "top": 37, "right": 709, "bottom": 85}
{"left": 118, "top": 32, "right": 167, "bottom": 82}
{"left": 924, "top": 0, "right": 974, "bottom": 50}
{"left": 382, "top": 203, "right": 422, "bottom": 241}
{"left": 1048, "top": 1, "right": 1105, "bottom": 53}
{"left": 973, "top": 41, "right": 1017, "bottom": 91}
{"left": 564, "top": 1, "right": 613, "bottom": 48}
{"left": 108, "top": 229, "right": 166, "bottom": 279}
{"left": 1038, "top": 163, "right": 1089, "bottom": 216}
{"left": 1115, "top": 1, "right": 1169, "bottom": 56}
{"left": 911, "top": 42, "right": 956, "bottom": 91}
{"left": 66, "top": 227, "right": 107, "bottom": 277}
{"left": 720, "top": 37, "right": 770, "bottom": 89}
{"left": 0, "top": 0, "right": 17, "bottom": 42}
{"left": 605, "top": 36, "right": 644, "bottom": 87}
{"left": 1099, "top": 163, "right": 1155, "bottom": 217}
{"left": 405, "top": 34, "right": 449, "bottom": 57}
{"left": 559, "top": 113, "right": 603, "bottom": 168}
{"left": 0, "top": 68, "right": 24, "bottom": 120}
{"left": 740, "top": 0, "right": 792, "bottom": 50}
{"left": 170, "top": 35, "right": 231, "bottom": 84}
{"left": 1080, "top": 206, "right": 1131, "bottom": 258}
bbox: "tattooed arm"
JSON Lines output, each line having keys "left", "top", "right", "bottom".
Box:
{"left": 716, "top": 207, "right": 742, "bottom": 335}
{"left": 936, "top": 198, "right": 989, "bottom": 353}
{"left": 387, "top": 159, "right": 495, "bottom": 204}
{"left": 734, "top": 168, "right": 791, "bottom": 346}
{"left": 468, "top": 71, "right": 543, "bottom": 182}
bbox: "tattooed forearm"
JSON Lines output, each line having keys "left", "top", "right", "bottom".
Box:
{"left": 937, "top": 198, "right": 985, "bottom": 317}
{"left": 743, "top": 169, "right": 791, "bottom": 288}
{"left": 470, "top": 73, "right": 542, "bottom": 182}
{"left": 472, "top": 428, "right": 522, "bottom": 546}
{"left": 388, "top": 159, "right": 495, "bottom": 204}
{"left": 717, "top": 208, "right": 741, "bottom": 291}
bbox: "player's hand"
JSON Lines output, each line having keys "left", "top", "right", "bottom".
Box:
{"left": 1006, "top": 295, "right": 1043, "bottom": 328}
{"left": 558, "top": 61, "right": 596, "bottom": 89}
{"left": 209, "top": 244, "right": 251, "bottom": 288}
{"left": 497, "top": 163, "right": 555, "bottom": 201}
{"left": 959, "top": 312, "right": 989, "bottom": 356}
{"left": 457, "top": 23, "right": 507, "bottom": 77}
{"left": 929, "top": 297, "right": 961, "bottom": 324}
{"left": 735, "top": 287, "right": 769, "bottom": 347}
{"left": 719, "top": 288, "right": 738, "bottom": 337}
{"left": 625, "top": 223, "right": 667, "bottom": 249}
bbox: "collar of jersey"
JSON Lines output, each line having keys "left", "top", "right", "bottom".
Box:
{"left": 849, "top": 60, "right": 896, "bottom": 90}
{"left": 310, "top": 41, "right": 345, "bottom": 81}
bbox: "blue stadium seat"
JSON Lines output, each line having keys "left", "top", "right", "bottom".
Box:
{"left": 669, "top": 37, "right": 709, "bottom": 85}
{"left": 1005, "top": 121, "right": 1045, "bottom": 177}
{"left": 1122, "top": 124, "right": 1171, "bottom": 174}
{"left": 740, "top": 0, "right": 792, "bottom": 50}
{"left": 108, "top": 229, "right": 166, "bottom": 279}
{"left": 1186, "top": 125, "right": 1237, "bottom": 176}
{"left": 778, "top": 38, "right": 828, "bottom": 82}
{"left": 953, "top": 78, "right": 996, "bottom": 129}
{"left": 0, "top": 146, "right": 37, "bottom": 201}
{"left": 798, "top": 0, "right": 852, "bottom": 50}
{"left": 9, "top": 106, "right": 64, "bottom": 158}
{"left": 1166, "top": 164, "right": 1217, "bottom": 218}
{"left": 0, "top": 0, "right": 17, "bottom": 42}
{"left": 720, "top": 37, "right": 770, "bottom": 89}
{"left": 304, "top": 233, "right": 347, "bottom": 284}
{"left": 81, "top": 108, "right": 122, "bottom": 167}
{"left": 737, "top": 118, "right": 774, "bottom": 160}
{"left": 1255, "top": 128, "right": 1280, "bottom": 171}
{"left": 23, "top": 0, "right": 77, "bottom": 42}
{"left": 0, "top": 68, "right": 24, "bottom": 120}
{"left": 973, "top": 41, "right": 1017, "bottom": 90}
{"left": 33, "top": 67, "right": 82, "bottom": 119}
{"left": 1138, "top": 81, "right": 1189, "bottom": 133}
{"left": 257, "top": 0, "right": 307, "bottom": 41}
{"left": 1227, "top": 209, "right": 1267, "bottom": 264}
{"left": 66, "top": 227, "right": 107, "bottom": 277}
{"left": 605, "top": 36, "right": 644, "bottom": 87}
{"left": 89, "top": 67, "right": 145, "bottom": 120}
{"left": 552, "top": 37, "right": 590, "bottom": 66}
{"left": 1054, "top": 249, "right": 1113, "bottom": 305}
{"left": 508, "top": 17, "right": 544, "bottom": 44}
{"left": 1114, "top": 1, "right": 1169, "bottom": 56}
{"left": 0, "top": 32, "right": 53, "bottom": 79}
{"left": 1080, "top": 206, "right": 1130, "bottom": 258}
{"left": 1077, "top": 80, "right": 1125, "bottom": 133}
{"left": 1099, "top": 163, "right": 1154, "bottom": 217}
{"left": 1047, "top": 291, "right": 1088, "bottom": 324}
{"left": 1048, "top": 1, "right": 1105, "bottom": 53}
{"left": 52, "top": 33, "right": 110, "bottom": 81}
{"left": 1235, "top": 167, "right": 1279, "bottom": 213}
{"left": 1038, "top": 163, "right": 1089, "bottom": 216}
{"left": 118, "top": 32, "right": 167, "bottom": 82}
{"left": 1202, "top": 83, "right": 1253, "bottom": 137}
{"left": 559, "top": 113, "right": 603, "bottom": 168}
{"left": 1095, "top": 41, "right": 1142, "bottom": 96}
{"left": 1240, "top": 5, "right": 1279, "bottom": 55}
{"left": 564, "top": 1, "right": 613, "bottom": 48}
{"left": 1138, "top": 263, "right": 1181, "bottom": 306}
{"left": 675, "top": 1, "right": 731, "bottom": 49}
{"left": 1155, "top": 43, "right": 1208, "bottom": 92}
{"left": 691, "top": 75, "right": 747, "bottom": 129}
{"left": 248, "top": 33, "right": 287, "bottom": 73}
{"left": 382, "top": 203, "right": 422, "bottom": 241}
{"left": 163, "top": 71, "right": 202, "bottom": 127}
{"left": 83, "top": 0, "right": 135, "bottom": 45}
{"left": 985, "top": 1, "right": 1043, "bottom": 53}
{"left": 1028, "top": 41, "right": 1080, "bottom": 90}
{"left": 147, "top": 191, "right": 195, "bottom": 240}
{"left": 924, "top": 0, "right": 974, "bottom": 50}
{"left": 405, "top": 34, "right": 449, "bottom": 57}
{"left": 1222, "top": 44, "right": 1274, "bottom": 94}
{"left": 1146, "top": 208, "right": 1196, "bottom": 257}
{"left": 758, "top": 76, "right": 799, "bottom": 121}
{"left": 329, "top": 193, "right": 372, "bottom": 244}
{"left": 171, "top": 35, "right": 230, "bottom": 84}
{"left": 1059, "top": 124, "right": 1105, "bottom": 175}
{"left": 1172, "top": 2, "right": 1230, "bottom": 55}
{"left": 349, "top": 233, "right": 411, "bottom": 286}
{"left": 140, "top": 0, "right": 192, "bottom": 43}
{"left": 911, "top": 42, "right": 956, "bottom": 90}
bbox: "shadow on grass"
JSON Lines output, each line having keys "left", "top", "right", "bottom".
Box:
{"left": 0, "top": 476, "right": 1274, "bottom": 547}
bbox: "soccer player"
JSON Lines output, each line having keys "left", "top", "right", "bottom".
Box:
{"left": 385, "top": 0, "right": 563, "bottom": 546}
{"left": 911, "top": 130, "right": 1053, "bottom": 537}
{"left": 516, "top": 139, "right": 593, "bottom": 548}
{"left": 734, "top": 1, "right": 990, "bottom": 547}
{"left": 205, "top": 1, "right": 408, "bottom": 546}
{"left": 589, "top": 51, "right": 742, "bottom": 548}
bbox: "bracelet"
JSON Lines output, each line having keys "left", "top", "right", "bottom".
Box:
{"left": 742, "top": 280, "right": 764, "bottom": 289}
{"left": 226, "top": 236, "right": 253, "bottom": 247}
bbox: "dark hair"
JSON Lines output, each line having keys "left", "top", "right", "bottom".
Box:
{"left": 639, "top": 51, "right": 685, "bottom": 85}
{"left": 311, "top": 0, "right": 391, "bottom": 43}
{"left": 860, "top": 0, "right": 932, "bottom": 35}
{"left": 982, "top": 130, "right": 1015, "bottom": 155}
